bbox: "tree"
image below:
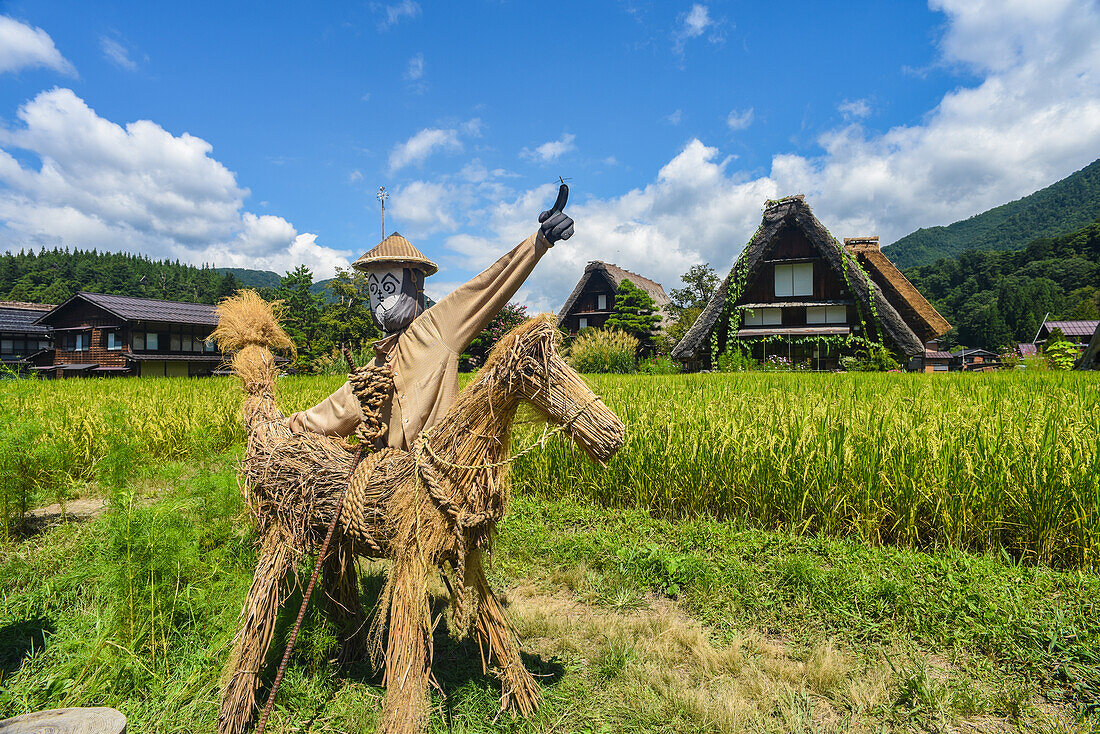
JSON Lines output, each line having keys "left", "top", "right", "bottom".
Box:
{"left": 317, "top": 267, "right": 380, "bottom": 353}
{"left": 605, "top": 279, "right": 660, "bottom": 353}
{"left": 276, "top": 265, "right": 324, "bottom": 363}
{"left": 461, "top": 302, "right": 528, "bottom": 370}
{"left": 668, "top": 264, "right": 718, "bottom": 316}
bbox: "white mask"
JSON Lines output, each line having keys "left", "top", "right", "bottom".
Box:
{"left": 368, "top": 267, "right": 404, "bottom": 322}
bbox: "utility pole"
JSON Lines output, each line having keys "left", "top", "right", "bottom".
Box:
{"left": 377, "top": 186, "right": 388, "bottom": 240}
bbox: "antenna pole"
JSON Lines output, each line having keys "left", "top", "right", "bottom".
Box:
{"left": 377, "top": 186, "right": 388, "bottom": 240}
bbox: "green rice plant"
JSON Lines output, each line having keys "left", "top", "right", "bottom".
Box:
{"left": 567, "top": 329, "right": 639, "bottom": 374}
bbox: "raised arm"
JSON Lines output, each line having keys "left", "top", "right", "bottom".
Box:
{"left": 428, "top": 184, "right": 574, "bottom": 353}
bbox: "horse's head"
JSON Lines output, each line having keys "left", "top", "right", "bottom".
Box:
{"left": 481, "top": 314, "right": 625, "bottom": 465}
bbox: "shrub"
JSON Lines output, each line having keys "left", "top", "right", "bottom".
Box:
{"left": 717, "top": 347, "right": 756, "bottom": 372}
{"left": 567, "top": 329, "right": 639, "bottom": 374}
{"left": 637, "top": 355, "right": 681, "bottom": 375}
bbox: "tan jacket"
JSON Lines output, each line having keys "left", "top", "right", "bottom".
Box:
{"left": 286, "top": 230, "right": 552, "bottom": 448}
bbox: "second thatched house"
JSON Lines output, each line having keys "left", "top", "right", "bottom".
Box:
{"left": 557, "top": 261, "right": 670, "bottom": 333}
{"left": 671, "top": 196, "right": 950, "bottom": 371}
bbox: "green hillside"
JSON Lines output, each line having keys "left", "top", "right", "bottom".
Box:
{"left": 215, "top": 267, "right": 281, "bottom": 289}
{"left": 905, "top": 219, "right": 1100, "bottom": 351}
{"left": 886, "top": 158, "right": 1100, "bottom": 269}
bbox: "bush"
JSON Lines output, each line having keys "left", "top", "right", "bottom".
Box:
{"left": 567, "top": 329, "right": 639, "bottom": 373}
{"left": 841, "top": 342, "right": 900, "bottom": 372}
{"left": 717, "top": 347, "right": 756, "bottom": 372}
{"left": 637, "top": 355, "right": 681, "bottom": 375}
{"left": 1045, "top": 340, "right": 1078, "bottom": 370}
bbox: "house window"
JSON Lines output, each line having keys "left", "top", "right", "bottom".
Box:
{"left": 63, "top": 332, "right": 89, "bottom": 351}
{"left": 774, "top": 263, "right": 813, "bottom": 297}
{"left": 146, "top": 332, "right": 159, "bottom": 351}
{"left": 807, "top": 306, "right": 848, "bottom": 324}
{"left": 743, "top": 308, "right": 782, "bottom": 326}
{"left": 205, "top": 338, "right": 216, "bottom": 353}
{"left": 579, "top": 317, "right": 588, "bottom": 330}
{"left": 597, "top": 294, "right": 607, "bottom": 311}
{"left": 134, "top": 332, "right": 145, "bottom": 350}
{"left": 182, "top": 334, "right": 193, "bottom": 352}
{"left": 1, "top": 339, "right": 12, "bottom": 354}
{"left": 106, "top": 332, "right": 122, "bottom": 350}
{"left": 933, "top": 364, "right": 949, "bottom": 372}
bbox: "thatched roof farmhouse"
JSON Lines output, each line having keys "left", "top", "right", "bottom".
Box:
{"left": 558, "top": 260, "right": 670, "bottom": 333}
{"left": 671, "top": 196, "right": 949, "bottom": 371}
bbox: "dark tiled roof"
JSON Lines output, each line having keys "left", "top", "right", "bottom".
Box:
{"left": 925, "top": 350, "right": 953, "bottom": 359}
{"left": 44, "top": 292, "right": 219, "bottom": 326}
{"left": 0, "top": 305, "right": 54, "bottom": 335}
{"left": 1044, "top": 320, "right": 1099, "bottom": 338}
{"left": 952, "top": 348, "right": 998, "bottom": 357}
{"left": 126, "top": 353, "right": 223, "bottom": 362}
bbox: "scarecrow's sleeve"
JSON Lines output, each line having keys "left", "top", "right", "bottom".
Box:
{"left": 427, "top": 230, "right": 551, "bottom": 354}
{"left": 284, "top": 381, "right": 362, "bottom": 438}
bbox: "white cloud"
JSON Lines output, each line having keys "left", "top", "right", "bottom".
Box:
{"left": 520, "top": 133, "right": 576, "bottom": 163}
{"left": 673, "top": 4, "right": 723, "bottom": 56}
{"left": 376, "top": 0, "right": 421, "bottom": 30}
{"left": 388, "top": 127, "right": 463, "bottom": 171}
{"left": 100, "top": 36, "right": 137, "bottom": 71}
{"left": 681, "top": 4, "right": 711, "bottom": 38}
{"left": 404, "top": 52, "right": 424, "bottom": 80}
{"left": 726, "top": 107, "right": 754, "bottom": 130}
{"left": 0, "top": 88, "right": 349, "bottom": 277}
{"left": 838, "top": 98, "right": 871, "bottom": 120}
{"left": 0, "top": 15, "right": 74, "bottom": 76}
{"left": 665, "top": 109, "right": 683, "bottom": 125}
{"left": 348, "top": 169, "right": 363, "bottom": 183}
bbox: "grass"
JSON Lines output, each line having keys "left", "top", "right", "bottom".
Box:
{"left": 1, "top": 451, "right": 1098, "bottom": 732}
{"left": 2, "top": 371, "right": 1099, "bottom": 565}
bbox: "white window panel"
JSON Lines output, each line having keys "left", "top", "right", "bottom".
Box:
{"left": 597, "top": 294, "right": 607, "bottom": 310}
{"left": 183, "top": 335, "right": 192, "bottom": 352}
{"left": 579, "top": 317, "right": 588, "bottom": 330}
{"left": 792, "top": 263, "right": 813, "bottom": 295}
{"left": 744, "top": 309, "right": 762, "bottom": 326}
{"left": 775, "top": 263, "right": 813, "bottom": 297}
{"left": 134, "top": 332, "right": 144, "bottom": 350}
{"left": 107, "top": 332, "right": 121, "bottom": 350}
{"left": 762, "top": 307, "right": 782, "bottom": 325}
{"left": 826, "top": 305, "right": 847, "bottom": 323}
{"left": 146, "top": 332, "right": 158, "bottom": 351}
{"left": 807, "top": 306, "right": 826, "bottom": 324}
{"left": 774, "top": 265, "right": 793, "bottom": 297}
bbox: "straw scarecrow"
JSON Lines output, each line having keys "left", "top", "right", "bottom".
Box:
{"left": 215, "top": 187, "right": 624, "bottom": 734}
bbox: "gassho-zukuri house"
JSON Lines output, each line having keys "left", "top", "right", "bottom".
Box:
{"left": 671, "top": 196, "right": 950, "bottom": 372}
{"left": 557, "top": 260, "right": 670, "bottom": 333}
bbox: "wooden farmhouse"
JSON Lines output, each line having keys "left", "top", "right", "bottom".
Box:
{"left": 558, "top": 260, "right": 670, "bottom": 333}
{"left": 32, "top": 292, "right": 222, "bottom": 377}
{"left": 0, "top": 301, "right": 54, "bottom": 372}
{"left": 1035, "top": 318, "right": 1099, "bottom": 349}
{"left": 1077, "top": 322, "right": 1100, "bottom": 370}
{"left": 671, "top": 196, "right": 950, "bottom": 371}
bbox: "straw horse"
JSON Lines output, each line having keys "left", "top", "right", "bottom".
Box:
{"left": 213, "top": 293, "right": 625, "bottom": 734}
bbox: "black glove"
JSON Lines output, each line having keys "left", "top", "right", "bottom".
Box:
{"left": 538, "top": 183, "right": 574, "bottom": 245}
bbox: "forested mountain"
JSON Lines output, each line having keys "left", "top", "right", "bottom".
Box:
{"left": 905, "top": 219, "right": 1100, "bottom": 351}
{"left": 886, "top": 158, "right": 1100, "bottom": 269}
{"left": 0, "top": 248, "right": 240, "bottom": 305}
{"left": 216, "top": 267, "right": 281, "bottom": 290}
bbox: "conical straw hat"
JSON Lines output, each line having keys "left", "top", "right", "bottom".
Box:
{"left": 353, "top": 232, "right": 438, "bottom": 276}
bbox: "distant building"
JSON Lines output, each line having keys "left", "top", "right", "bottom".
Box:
{"left": 557, "top": 261, "right": 670, "bottom": 333}
{"left": 920, "top": 339, "right": 953, "bottom": 373}
{"left": 952, "top": 347, "right": 999, "bottom": 371}
{"left": 1035, "top": 319, "right": 1100, "bottom": 349}
{"left": 33, "top": 292, "right": 222, "bottom": 377}
{"left": 0, "top": 301, "right": 54, "bottom": 371}
{"left": 672, "top": 196, "right": 949, "bottom": 371}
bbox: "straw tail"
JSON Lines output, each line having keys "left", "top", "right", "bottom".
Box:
{"left": 211, "top": 290, "right": 296, "bottom": 425}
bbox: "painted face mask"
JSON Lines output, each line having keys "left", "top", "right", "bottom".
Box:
{"left": 368, "top": 267, "right": 425, "bottom": 333}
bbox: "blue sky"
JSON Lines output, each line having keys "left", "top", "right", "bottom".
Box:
{"left": 1, "top": 1, "right": 1098, "bottom": 310}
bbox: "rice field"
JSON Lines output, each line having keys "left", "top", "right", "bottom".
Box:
{"left": 2, "top": 370, "right": 1098, "bottom": 567}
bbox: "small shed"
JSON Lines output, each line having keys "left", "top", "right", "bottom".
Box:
{"left": 557, "top": 261, "right": 670, "bottom": 333}
{"left": 1076, "top": 322, "right": 1100, "bottom": 370}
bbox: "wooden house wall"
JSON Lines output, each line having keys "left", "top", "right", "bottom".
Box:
{"left": 561, "top": 272, "right": 617, "bottom": 331}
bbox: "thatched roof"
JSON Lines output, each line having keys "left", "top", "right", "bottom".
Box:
{"left": 557, "top": 260, "right": 670, "bottom": 324}
{"left": 353, "top": 231, "right": 438, "bottom": 275}
{"left": 844, "top": 237, "right": 951, "bottom": 342}
{"left": 1077, "top": 321, "right": 1100, "bottom": 370}
{"left": 671, "top": 196, "right": 925, "bottom": 361}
